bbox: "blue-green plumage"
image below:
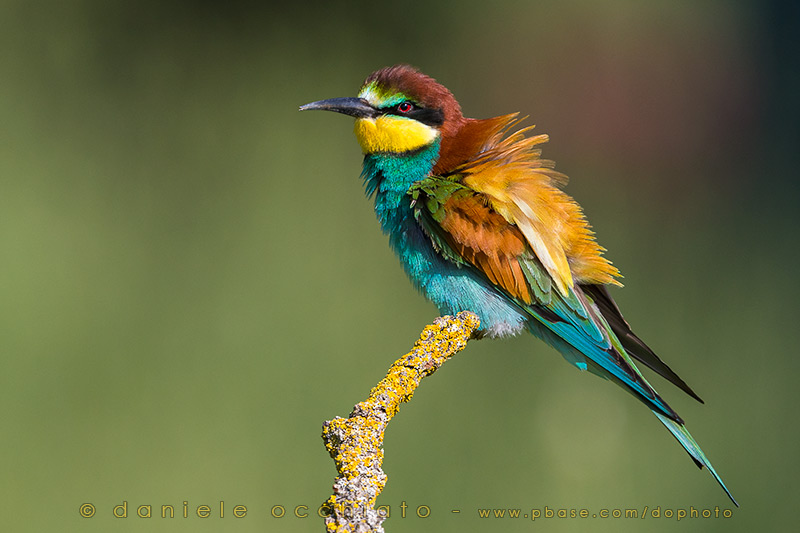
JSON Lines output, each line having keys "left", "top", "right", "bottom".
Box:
{"left": 364, "top": 145, "right": 531, "bottom": 336}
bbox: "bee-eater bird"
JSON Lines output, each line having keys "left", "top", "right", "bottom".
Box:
{"left": 300, "top": 64, "right": 736, "bottom": 505}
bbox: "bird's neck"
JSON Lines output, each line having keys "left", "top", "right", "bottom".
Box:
{"left": 362, "top": 140, "right": 440, "bottom": 232}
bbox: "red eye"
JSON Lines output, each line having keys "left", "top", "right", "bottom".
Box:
{"left": 397, "top": 102, "right": 413, "bottom": 113}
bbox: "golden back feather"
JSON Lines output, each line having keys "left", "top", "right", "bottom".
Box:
{"left": 458, "top": 118, "right": 622, "bottom": 296}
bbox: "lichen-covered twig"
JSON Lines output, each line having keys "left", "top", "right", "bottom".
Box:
{"left": 321, "top": 311, "right": 480, "bottom": 533}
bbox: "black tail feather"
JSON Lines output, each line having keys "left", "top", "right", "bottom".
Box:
{"left": 581, "top": 284, "right": 704, "bottom": 403}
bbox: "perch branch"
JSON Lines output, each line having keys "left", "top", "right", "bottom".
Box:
{"left": 321, "top": 311, "right": 480, "bottom": 532}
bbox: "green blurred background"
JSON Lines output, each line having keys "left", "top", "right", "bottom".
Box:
{"left": 2, "top": 0, "right": 797, "bottom": 531}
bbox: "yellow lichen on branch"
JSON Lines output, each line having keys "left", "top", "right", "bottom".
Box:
{"left": 321, "top": 311, "right": 480, "bottom": 533}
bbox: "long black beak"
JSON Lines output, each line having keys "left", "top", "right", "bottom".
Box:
{"left": 299, "top": 97, "right": 378, "bottom": 118}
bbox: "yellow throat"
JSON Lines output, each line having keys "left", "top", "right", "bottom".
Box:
{"left": 354, "top": 116, "right": 439, "bottom": 154}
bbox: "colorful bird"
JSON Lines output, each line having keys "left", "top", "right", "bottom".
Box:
{"left": 300, "top": 64, "right": 736, "bottom": 505}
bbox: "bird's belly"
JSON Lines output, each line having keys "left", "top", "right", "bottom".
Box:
{"left": 392, "top": 220, "right": 528, "bottom": 338}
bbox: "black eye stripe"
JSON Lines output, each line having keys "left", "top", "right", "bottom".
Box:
{"left": 381, "top": 104, "right": 444, "bottom": 127}
{"left": 409, "top": 107, "right": 445, "bottom": 127}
